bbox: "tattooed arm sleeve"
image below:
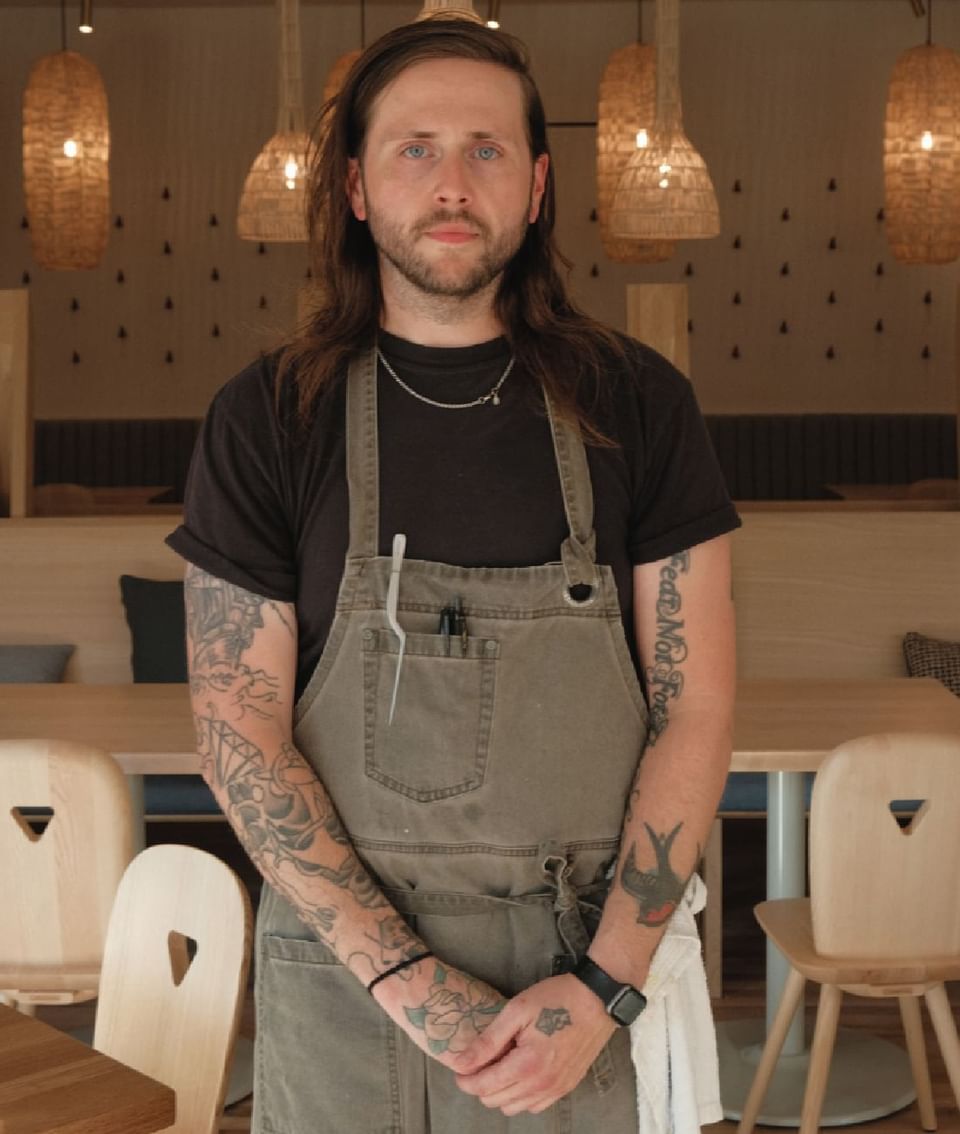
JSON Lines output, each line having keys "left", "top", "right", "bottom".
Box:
{"left": 585, "top": 534, "right": 736, "bottom": 989}
{"left": 184, "top": 564, "right": 424, "bottom": 985}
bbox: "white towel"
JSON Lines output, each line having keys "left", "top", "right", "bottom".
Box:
{"left": 629, "top": 874, "right": 723, "bottom": 1134}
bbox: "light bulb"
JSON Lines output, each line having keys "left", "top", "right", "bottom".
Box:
{"left": 921, "top": 130, "right": 934, "bottom": 151}
{"left": 485, "top": 18, "right": 499, "bottom": 27}
{"left": 63, "top": 138, "right": 79, "bottom": 158}
{"left": 284, "top": 158, "right": 300, "bottom": 189}
{"left": 636, "top": 128, "right": 649, "bottom": 149}
{"left": 658, "top": 178, "right": 669, "bottom": 190}
{"left": 79, "top": 22, "right": 93, "bottom": 33}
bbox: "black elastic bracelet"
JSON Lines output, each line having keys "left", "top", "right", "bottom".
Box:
{"left": 367, "top": 951, "right": 434, "bottom": 994}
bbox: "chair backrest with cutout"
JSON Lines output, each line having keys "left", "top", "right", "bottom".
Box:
{"left": 93, "top": 843, "right": 252, "bottom": 1134}
{"left": 809, "top": 732, "right": 960, "bottom": 960}
{"left": 0, "top": 739, "right": 133, "bottom": 990}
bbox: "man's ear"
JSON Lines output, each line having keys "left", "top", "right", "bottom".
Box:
{"left": 528, "top": 153, "right": 549, "bottom": 223}
{"left": 347, "top": 158, "right": 367, "bottom": 221}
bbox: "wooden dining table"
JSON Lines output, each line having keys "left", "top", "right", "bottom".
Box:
{"left": 3, "top": 675, "right": 960, "bottom": 1126}
{"left": 0, "top": 1002, "right": 175, "bottom": 1134}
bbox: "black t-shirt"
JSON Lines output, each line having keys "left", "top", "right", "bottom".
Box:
{"left": 167, "top": 331, "right": 740, "bottom": 700}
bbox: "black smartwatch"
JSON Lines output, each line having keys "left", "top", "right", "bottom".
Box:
{"left": 571, "top": 956, "right": 647, "bottom": 1026}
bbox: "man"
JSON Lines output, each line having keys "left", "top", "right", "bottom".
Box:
{"left": 168, "top": 15, "right": 738, "bottom": 1131}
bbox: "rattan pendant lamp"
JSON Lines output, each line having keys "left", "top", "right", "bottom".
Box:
{"left": 321, "top": 0, "right": 366, "bottom": 106}
{"left": 610, "top": 0, "right": 719, "bottom": 242}
{"left": 237, "top": 0, "right": 309, "bottom": 242}
{"left": 596, "top": 3, "right": 673, "bottom": 264}
{"left": 415, "top": 0, "right": 483, "bottom": 23}
{"left": 21, "top": 0, "right": 110, "bottom": 270}
{"left": 883, "top": 1, "right": 960, "bottom": 264}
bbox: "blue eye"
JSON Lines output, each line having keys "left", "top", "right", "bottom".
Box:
{"left": 475, "top": 145, "right": 499, "bottom": 161}
{"left": 403, "top": 144, "right": 428, "bottom": 159}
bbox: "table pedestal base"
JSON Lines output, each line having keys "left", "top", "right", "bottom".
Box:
{"left": 717, "top": 1019, "right": 916, "bottom": 1127}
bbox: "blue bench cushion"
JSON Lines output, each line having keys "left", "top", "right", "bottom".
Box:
{"left": 144, "top": 774, "right": 221, "bottom": 817}
{"left": 717, "top": 772, "right": 921, "bottom": 816}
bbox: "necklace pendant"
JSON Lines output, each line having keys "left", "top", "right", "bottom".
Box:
{"left": 492, "top": 391, "right": 500, "bottom": 406}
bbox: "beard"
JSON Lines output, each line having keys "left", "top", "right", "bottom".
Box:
{"left": 365, "top": 205, "right": 530, "bottom": 299}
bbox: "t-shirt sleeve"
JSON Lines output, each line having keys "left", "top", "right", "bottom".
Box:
{"left": 166, "top": 358, "right": 297, "bottom": 601}
{"left": 625, "top": 348, "right": 741, "bottom": 565}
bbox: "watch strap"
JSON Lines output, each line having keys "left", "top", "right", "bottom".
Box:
{"left": 571, "top": 956, "right": 646, "bottom": 1025}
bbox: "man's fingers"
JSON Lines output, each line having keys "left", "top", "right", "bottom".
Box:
{"left": 451, "top": 1006, "right": 519, "bottom": 1074}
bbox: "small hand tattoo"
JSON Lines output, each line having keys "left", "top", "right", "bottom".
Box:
{"left": 535, "top": 1006, "right": 573, "bottom": 1036}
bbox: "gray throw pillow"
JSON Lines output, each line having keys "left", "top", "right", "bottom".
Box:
{"left": 0, "top": 644, "right": 75, "bottom": 683}
{"left": 903, "top": 631, "right": 960, "bottom": 697}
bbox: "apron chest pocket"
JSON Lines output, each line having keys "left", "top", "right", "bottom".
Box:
{"left": 362, "top": 628, "right": 499, "bottom": 801}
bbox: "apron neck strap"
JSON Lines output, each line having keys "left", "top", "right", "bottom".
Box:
{"left": 346, "top": 349, "right": 380, "bottom": 560}
{"left": 544, "top": 393, "right": 599, "bottom": 590}
{"left": 346, "top": 345, "right": 599, "bottom": 588}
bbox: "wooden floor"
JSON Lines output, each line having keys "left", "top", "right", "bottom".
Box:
{"left": 34, "top": 816, "right": 960, "bottom": 1132}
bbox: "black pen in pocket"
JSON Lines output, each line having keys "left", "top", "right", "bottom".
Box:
{"left": 453, "top": 595, "right": 467, "bottom": 652}
{"left": 438, "top": 605, "right": 453, "bottom": 655}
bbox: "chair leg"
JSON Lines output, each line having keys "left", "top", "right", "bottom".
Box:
{"left": 218, "top": 1117, "right": 252, "bottom": 1131}
{"left": 925, "top": 983, "right": 960, "bottom": 1113}
{"left": 738, "top": 965, "right": 806, "bottom": 1134}
{"left": 899, "top": 995, "right": 936, "bottom": 1131}
{"left": 799, "top": 983, "right": 842, "bottom": 1134}
{"left": 702, "top": 817, "right": 723, "bottom": 1000}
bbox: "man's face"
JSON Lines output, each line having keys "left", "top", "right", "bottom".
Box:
{"left": 347, "top": 57, "right": 549, "bottom": 300}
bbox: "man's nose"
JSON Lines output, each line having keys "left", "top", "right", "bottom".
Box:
{"left": 433, "top": 153, "right": 471, "bottom": 205}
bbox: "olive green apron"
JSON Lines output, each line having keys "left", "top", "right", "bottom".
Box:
{"left": 253, "top": 349, "right": 650, "bottom": 1133}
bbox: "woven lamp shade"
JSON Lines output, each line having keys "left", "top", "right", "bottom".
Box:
{"left": 610, "top": 0, "right": 719, "bottom": 241}
{"left": 237, "top": 0, "right": 308, "bottom": 243}
{"left": 323, "top": 50, "right": 362, "bottom": 105}
{"left": 22, "top": 50, "right": 110, "bottom": 270}
{"left": 597, "top": 42, "right": 674, "bottom": 264}
{"left": 237, "top": 131, "right": 310, "bottom": 242}
{"left": 883, "top": 43, "right": 960, "bottom": 265}
{"left": 415, "top": 1, "right": 483, "bottom": 23}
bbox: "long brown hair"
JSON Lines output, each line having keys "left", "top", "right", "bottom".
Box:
{"left": 278, "top": 16, "right": 627, "bottom": 439}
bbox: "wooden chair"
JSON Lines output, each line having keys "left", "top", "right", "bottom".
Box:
{"left": 0, "top": 738, "right": 133, "bottom": 1012}
{"left": 738, "top": 732, "right": 960, "bottom": 1134}
{"left": 94, "top": 843, "right": 253, "bottom": 1134}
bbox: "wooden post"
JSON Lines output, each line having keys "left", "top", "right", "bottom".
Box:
{"left": 955, "top": 284, "right": 960, "bottom": 486}
{"left": 0, "top": 290, "right": 31, "bottom": 518}
{"left": 626, "top": 283, "right": 690, "bottom": 377}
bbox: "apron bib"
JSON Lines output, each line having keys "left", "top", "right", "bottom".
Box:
{"left": 254, "top": 350, "right": 649, "bottom": 1133}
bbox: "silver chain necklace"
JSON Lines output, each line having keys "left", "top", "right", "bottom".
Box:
{"left": 377, "top": 348, "right": 515, "bottom": 410}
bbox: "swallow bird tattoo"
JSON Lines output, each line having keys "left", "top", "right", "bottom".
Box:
{"left": 620, "top": 822, "right": 685, "bottom": 927}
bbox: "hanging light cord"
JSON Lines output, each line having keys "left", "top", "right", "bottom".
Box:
{"left": 360, "top": 0, "right": 366, "bottom": 49}
{"left": 637, "top": 0, "right": 642, "bottom": 43}
{"left": 60, "top": 0, "right": 66, "bottom": 50}
{"left": 927, "top": 0, "right": 932, "bottom": 44}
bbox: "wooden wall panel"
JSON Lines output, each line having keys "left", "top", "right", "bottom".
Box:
{"left": 733, "top": 511, "right": 960, "bottom": 679}
{"left": 2, "top": 2, "right": 960, "bottom": 418}
{"left": 0, "top": 290, "right": 31, "bottom": 518}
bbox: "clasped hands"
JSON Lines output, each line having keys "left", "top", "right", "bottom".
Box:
{"left": 373, "top": 960, "right": 617, "bottom": 1117}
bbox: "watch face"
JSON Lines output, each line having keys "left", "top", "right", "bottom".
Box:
{"left": 610, "top": 987, "right": 647, "bottom": 1026}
